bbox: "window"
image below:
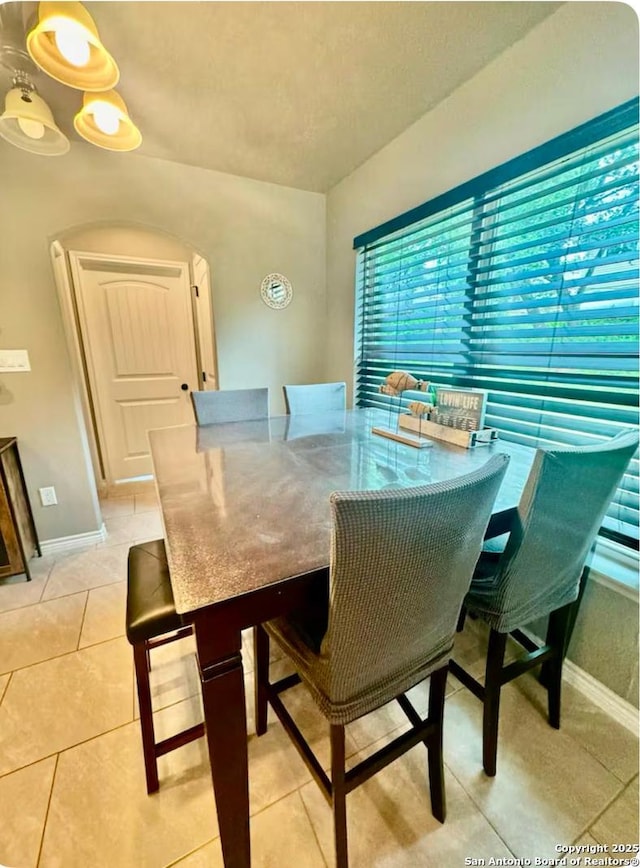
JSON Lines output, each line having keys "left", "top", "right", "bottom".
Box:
{"left": 354, "top": 99, "right": 639, "bottom": 547}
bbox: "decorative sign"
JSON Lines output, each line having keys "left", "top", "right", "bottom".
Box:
{"left": 0, "top": 349, "right": 30, "bottom": 372}
{"left": 432, "top": 388, "right": 487, "bottom": 432}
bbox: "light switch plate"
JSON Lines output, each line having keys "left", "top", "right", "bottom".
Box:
{"left": 0, "top": 349, "right": 30, "bottom": 372}
{"left": 39, "top": 486, "right": 58, "bottom": 507}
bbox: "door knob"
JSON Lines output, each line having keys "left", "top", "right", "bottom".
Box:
{"left": 181, "top": 383, "right": 189, "bottom": 391}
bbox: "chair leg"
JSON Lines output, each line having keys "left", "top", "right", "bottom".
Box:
{"left": 330, "top": 724, "right": 349, "bottom": 868}
{"left": 133, "top": 641, "right": 159, "bottom": 794}
{"left": 540, "top": 563, "right": 589, "bottom": 688}
{"left": 427, "top": 666, "right": 447, "bottom": 822}
{"left": 483, "top": 630, "right": 507, "bottom": 777}
{"left": 545, "top": 602, "right": 575, "bottom": 729}
{"left": 456, "top": 605, "right": 467, "bottom": 633}
{"left": 254, "top": 625, "right": 270, "bottom": 736}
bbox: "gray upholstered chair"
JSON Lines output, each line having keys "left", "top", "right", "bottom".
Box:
{"left": 283, "top": 381, "right": 346, "bottom": 414}
{"left": 191, "top": 387, "right": 269, "bottom": 425}
{"left": 254, "top": 453, "right": 510, "bottom": 868}
{"left": 450, "top": 430, "right": 638, "bottom": 776}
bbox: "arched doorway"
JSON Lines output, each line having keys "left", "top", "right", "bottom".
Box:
{"left": 50, "top": 223, "right": 218, "bottom": 494}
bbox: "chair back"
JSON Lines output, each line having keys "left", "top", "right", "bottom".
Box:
{"left": 478, "top": 431, "right": 638, "bottom": 632}
{"left": 321, "top": 453, "right": 509, "bottom": 717}
{"left": 191, "top": 388, "right": 269, "bottom": 425}
{"left": 283, "top": 382, "right": 346, "bottom": 415}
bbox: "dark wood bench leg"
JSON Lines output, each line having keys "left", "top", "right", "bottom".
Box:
{"left": 427, "top": 666, "right": 447, "bottom": 822}
{"left": 254, "top": 625, "right": 270, "bottom": 736}
{"left": 133, "top": 641, "right": 159, "bottom": 794}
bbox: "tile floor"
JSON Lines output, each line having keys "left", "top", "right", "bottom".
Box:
{"left": 0, "top": 491, "right": 638, "bottom": 867}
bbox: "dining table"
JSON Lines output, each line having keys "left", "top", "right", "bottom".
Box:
{"left": 148, "top": 406, "right": 535, "bottom": 868}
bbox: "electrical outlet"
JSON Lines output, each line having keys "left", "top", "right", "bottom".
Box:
{"left": 39, "top": 486, "right": 58, "bottom": 507}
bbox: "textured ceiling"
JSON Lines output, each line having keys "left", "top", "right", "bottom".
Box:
{"left": 3, "top": 2, "right": 561, "bottom": 191}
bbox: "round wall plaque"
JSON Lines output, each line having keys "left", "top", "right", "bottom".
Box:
{"left": 260, "top": 273, "right": 293, "bottom": 309}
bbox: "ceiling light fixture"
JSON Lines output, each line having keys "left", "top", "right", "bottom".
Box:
{"left": 74, "top": 90, "right": 141, "bottom": 151}
{"left": 26, "top": 1, "right": 119, "bottom": 91}
{"left": 0, "top": 70, "right": 69, "bottom": 155}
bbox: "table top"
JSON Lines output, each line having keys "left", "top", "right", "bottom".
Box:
{"left": 149, "top": 408, "right": 535, "bottom": 615}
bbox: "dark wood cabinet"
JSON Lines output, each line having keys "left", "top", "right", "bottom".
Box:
{"left": 0, "top": 438, "right": 40, "bottom": 581}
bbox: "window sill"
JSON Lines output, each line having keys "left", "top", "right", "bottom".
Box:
{"left": 589, "top": 538, "right": 639, "bottom": 601}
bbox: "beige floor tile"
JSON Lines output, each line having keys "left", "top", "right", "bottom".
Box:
{"left": 28, "top": 554, "right": 58, "bottom": 580}
{"left": 167, "top": 840, "right": 219, "bottom": 868}
{"left": 79, "top": 582, "right": 127, "bottom": 648}
{"left": 0, "top": 673, "right": 10, "bottom": 705}
{"left": 0, "top": 756, "right": 56, "bottom": 868}
{"left": 39, "top": 713, "right": 217, "bottom": 868}
{"left": 301, "top": 742, "right": 512, "bottom": 868}
{"left": 442, "top": 685, "right": 624, "bottom": 860}
{"left": 243, "top": 628, "right": 286, "bottom": 677}
{"left": 574, "top": 832, "right": 600, "bottom": 845}
{"left": 247, "top": 716, "right": 315, "bottom": 815}
{"left": 590, "top": 777, "right": 639, "bottom": 845}
{"left": 42, "top": 544, "right": 130, "bottom": 600}
{"left": 346, "top": 673, "right": 461, "bottom": 755}
{"left": 451, "top": 617, "right": 524, "bottom": 682}
{"left": 101, "top": 512, "right": 164, "bottom": 548}
{"left": 246, "top": 662, "right": 359, "bottom": 770}
{"left": 133, "top": 633, "right": 201, "bottom": 719}
{"left": 99, "top": 496, "right": 135, "bottom": 519}
{"left": 0, "top": 637, "right": 133, "bottom": 776}
{"left": 242, "top": 627, "right": 269, "bottom": 674}
{"left": 451, "top": 617, "right": 492, "bottom": 672}
{"left": 242, "top": 659, "right": 342, "bottom": 815}
{"left": 135, "top": 491, "right": 160, "bottom": 513}
{"left": 514, "top": 672, "right": 640, "bottom": 784}
{"left": 172, "top": 791, "right": 326, "bottom": 868}
{"left": 0, "top": 565, "right": 50, "bottom": 614}
{"left": 0, "top": 593, "right": 86, "bottom": 674}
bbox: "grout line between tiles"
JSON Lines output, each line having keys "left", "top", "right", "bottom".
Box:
{"left": 0, "top": 632, "right": 128, "bottom": 680}
{"left": 0, "top": 587, "right": 86, "bottom": 615}
{"left": 579, "top": 773, "right": 639, "bottom": 845}
{"left": 78, "top": 628, "right": 127, "bottom": 653}
{"left": 298, "top": 785, "right": 330, "bottom": 867}
{"left": 35, "top": 752, "right": 59, "bottom": 868}
{"left": 443, "top": 759, "right": 518, "bottom": 858}
{"left": 0, "top": 592, "right": 92, "bottom": 678}
{"left": 562, "top": 728, "right": 637, "bottom": 786}
{"left": 41, "top": 576, "right": 126, "bottom": 606}
{"left": 0, "top": 713, "right": 138, "bottom": 783}
{"left": 0, "top": 670, "right": 13, "bottom": 706}
{"left": 75, "top": 591, "right": 90, "bottom": 651}
{"left": 34, "top": 558, "right": 58, "bottom": 598}
{"left": 163, "top": 836, "right": 220, "bottom": 867}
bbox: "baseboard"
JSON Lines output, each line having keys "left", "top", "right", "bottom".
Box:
{"left": 39, "top": 524, "right": 107, "bottom": 556}
{"left": 563, "top": 659, "right": 639, "bottom": 735}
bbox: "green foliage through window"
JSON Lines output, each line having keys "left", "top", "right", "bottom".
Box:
{"left": 354, "top": 100, "right": 639, "bottom": 546}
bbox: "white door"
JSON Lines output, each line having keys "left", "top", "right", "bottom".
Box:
{"left": 70, "top": 252, "right": 199, "bottom": 484}
{"left": 192, "top": 253, "right": 219, "bottom": 390}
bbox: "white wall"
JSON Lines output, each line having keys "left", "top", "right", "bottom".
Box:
{"left": 323, "top": 0, "right": 639, "bottom": 706}
{"left": 60, "top": 224, "right": 194, "bottom": 261}
{"left": 0, "top": 146, "right": 325, "bottom": 541}
{"left": 325, "top": 1, "right": 639, "bottom": 398}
